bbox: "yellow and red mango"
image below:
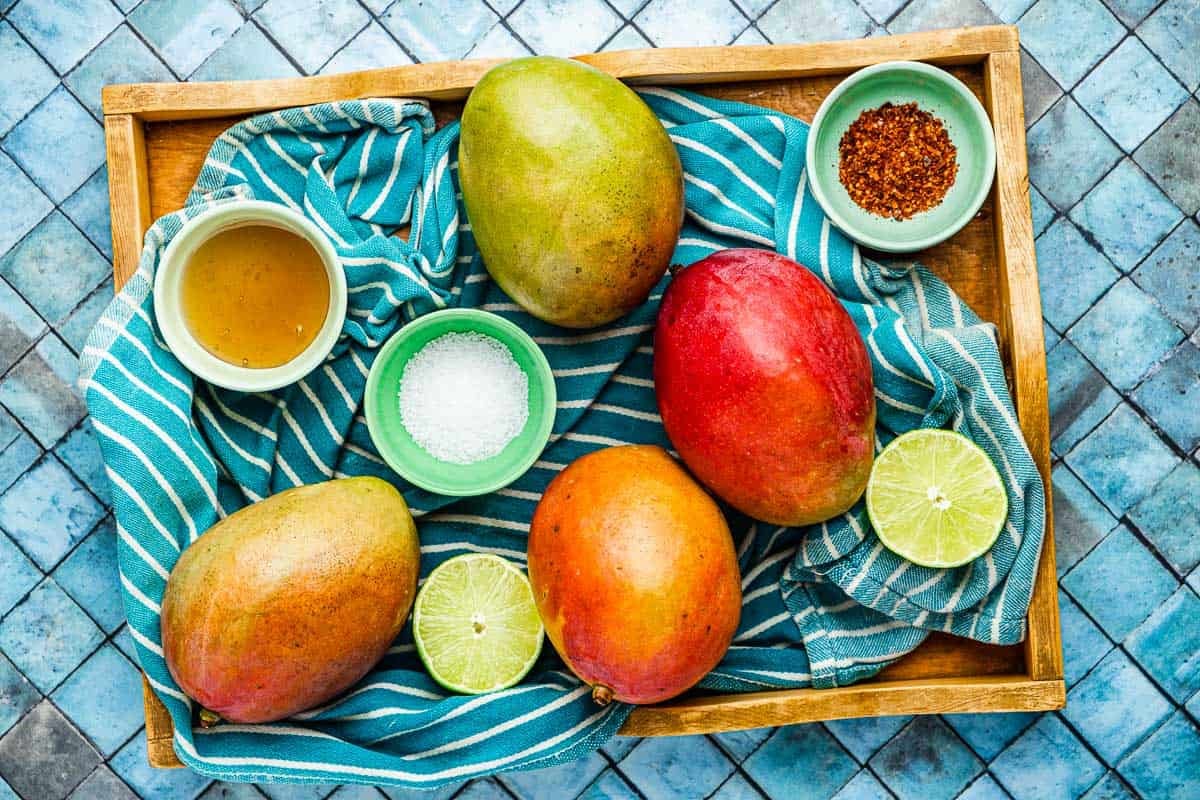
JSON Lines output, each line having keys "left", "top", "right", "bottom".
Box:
{"left": 161, "top": 477, "right": 420, "bottom": 723}
{"left": 655, "top": 249, "right": 875, "bottom": 526}
{"left": 528, "top": 445, "right": 741, "bottom": 705}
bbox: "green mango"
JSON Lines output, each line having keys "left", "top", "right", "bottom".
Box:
{"left": 459, "top": 56, "right": 684, "bottom": 329}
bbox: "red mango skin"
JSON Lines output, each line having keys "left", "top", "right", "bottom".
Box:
{"left": 527, "top": 446, "right": 741, "bottom": 705}
{"left": 654, "top": 249, "right": 875, "bottom": 527}
{"left": 160, "top": 477, "right": 420, "bottom": 723}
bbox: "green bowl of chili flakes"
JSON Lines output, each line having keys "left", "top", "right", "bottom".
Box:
{"left": 805, "top": 60, "right": 996, "bottom": 254}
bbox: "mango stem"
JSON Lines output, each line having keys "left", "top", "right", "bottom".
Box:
{"left": 591, "top": 685, "right": 614, "bottom": 706}
{"left": 199, "top": 709, "right": 221, "bottom": 728}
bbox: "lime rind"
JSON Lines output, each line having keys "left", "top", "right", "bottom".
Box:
{"left": 413, "top": 553, "right": 545, "bottom": 695}
{"left": 866, "top": 428, "right": 1008, "bottom": 569}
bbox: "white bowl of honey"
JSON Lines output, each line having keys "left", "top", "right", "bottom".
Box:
{"left": 153, "top": 200, "right": 347, "bottom": 392}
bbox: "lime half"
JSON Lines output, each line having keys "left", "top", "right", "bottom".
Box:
{"left": 414, "top": 553, "right": 544, "bottom": 694}
{"left": 866, "top": 429, "right": 1008, "bottom": 568}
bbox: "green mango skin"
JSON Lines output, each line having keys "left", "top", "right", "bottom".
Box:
{"left": 459, "top": 56, "right": 685, "bottom": 329}
{"left": 160, "top": 477, "right": 420, "bottom": 723}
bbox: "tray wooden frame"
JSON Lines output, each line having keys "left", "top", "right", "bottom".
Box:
{"left": 102, "top": 25, "right": 1063, "bottom": 770}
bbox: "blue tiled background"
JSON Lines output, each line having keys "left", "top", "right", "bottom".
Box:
{"left": 0, "top": 0, "right": 1197, "bottom": 797}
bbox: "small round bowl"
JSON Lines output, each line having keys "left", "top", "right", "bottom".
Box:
{"left": 364, "top": 309, "right": 557, "bottom": 497}
{"left": 153, "top": 200, "right": 347, "bottom": 392}
{"left": 805, "top": 61, "right": 997, "bottom": 253}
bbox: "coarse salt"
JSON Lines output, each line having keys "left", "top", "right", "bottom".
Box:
{"left": 398, "top": 331, "right": 529, "bottom": 465}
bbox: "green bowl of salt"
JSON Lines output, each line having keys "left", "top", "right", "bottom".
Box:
{"left": 364, "top": 308, "right": 557, "bottom": 496}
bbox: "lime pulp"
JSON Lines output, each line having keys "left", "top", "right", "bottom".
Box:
{"left": 413, "top": 553, "right": 544, "bottom": 694}
{"left": 865, "top": 428, "right": 1008, "bottom": 568}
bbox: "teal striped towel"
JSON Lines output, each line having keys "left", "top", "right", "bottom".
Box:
{"left": 80, "top": 89, "right": 1046, "bottom": 788}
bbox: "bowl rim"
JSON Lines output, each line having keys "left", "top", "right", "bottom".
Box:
{"left": 364, "top": 307, "right": 558, "bottom": 496}
{"left": 152, "top": 199, "right": 348, "bottom": 392}
{"left": 804, "top": 59, "right": 998, "bottom": 254}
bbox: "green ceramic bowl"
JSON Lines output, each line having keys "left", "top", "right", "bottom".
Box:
{"left": 806, "top": 61, "right": 996, "bottom": 253}
{"left": 364, "top": 309, "right": 556, "bottom": 496}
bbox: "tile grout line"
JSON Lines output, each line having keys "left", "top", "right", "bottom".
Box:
{"left": 0, "top": 599, "right": 133, "bottom": 770}
{"left": 1054, "top": 271, "right": 1193, "bottom": 459}
{"left": 1053, "top": 633, "right": 1192, "bottom": 779}
{"left": 486, "top": 0, "right": 540, "bottom": 60}
{"left": 0, "top": 204, "right": 114, "bottom": 345}
{"left": 312, "top": 14, "right": 376, "bottom": 76}
{"left": 119, "top": 18, "right": 187, "bottom": 83}
{"left": 0, "top": 133, "right": 114, "bottom": 293}
{"left": 1057, "top": 53, "right": 1193, "bottom": 214}
{"left": 237, "top": 17, "right": 310, "bottom": 79}
{"left": 348, "top": 0, "right": 424, "bottom": 67}
{"left": 0, "top": 311, "right": 101, "bottom": 455}
{"left": 0, "top": 507, "right": 121, "bottom": 644}
{"left": 1058, "top": 544, "right": 1194, "bottom": 708}
{"left": 0, "top": 499, "right": 111, "bottom": 617}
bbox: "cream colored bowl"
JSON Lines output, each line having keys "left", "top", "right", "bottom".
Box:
{"left": 152, "top": 200, "right": 347, "bottom": 392}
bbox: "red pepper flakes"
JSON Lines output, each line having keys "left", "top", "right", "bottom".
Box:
{"left": 837, "top": 101, "right": 958, "bottom": 221}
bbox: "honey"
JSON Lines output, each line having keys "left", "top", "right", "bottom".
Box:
{"left": 180, "top": 224, "right": 330, "bottom": 369}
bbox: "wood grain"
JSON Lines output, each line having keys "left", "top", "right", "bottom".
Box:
{"left": 143, "top": 677, "right": 181, "bottom": 768}
{"left": 102, "top": 28, "right": 1061, "bottom": 769}
{"left": 622, "top": 675, "right": 1064, "bottom": 737}
{"left": 878, "top": 634, "right": 1022, "bottom": 680}
{"left": 102, "top": 26, "right": 1018, "bottom": 120}
{"left": 983, "top": 51, "right": 1063, "bottom": 682}
{"left": 109, "top": 113, "right": 191, "bottom": 772}
{"left": 104, "top": 114, "right": 152, "bottom": 289}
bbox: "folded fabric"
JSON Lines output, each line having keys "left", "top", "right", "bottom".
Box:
{"left": 80, "top": 90, "right": 1045, "bottom": 789}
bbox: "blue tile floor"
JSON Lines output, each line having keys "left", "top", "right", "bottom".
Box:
{"left": 0, "top": 0, "right": 1197, "bottom": 797}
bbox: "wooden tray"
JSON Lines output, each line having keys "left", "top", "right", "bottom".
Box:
{"left": 102, "top": 25, "right": 1063, "bottom": 769}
